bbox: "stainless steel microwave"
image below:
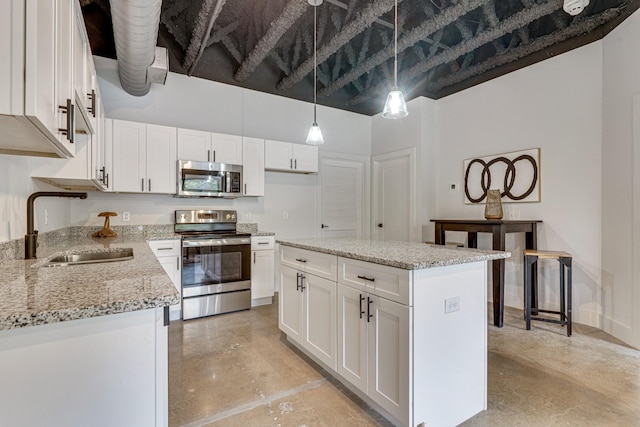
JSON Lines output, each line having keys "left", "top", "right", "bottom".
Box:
{"left": 177, "top": 160, "right": 243, "bottom": 198}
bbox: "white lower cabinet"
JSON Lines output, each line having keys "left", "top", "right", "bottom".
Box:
{"left": 149, "top": 239, "right": 182, "bottom": 320}
{"left": 279, "top": 264, "right": 337, "bottom": 370}
{"left": 251, "top": 236, "right": 275, "bottom": 306}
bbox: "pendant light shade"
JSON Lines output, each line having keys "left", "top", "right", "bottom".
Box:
{"left": 306, "top": 123, "right": 324, "bottom": 145}
{"left": 382, "top": 0, "right": 408, "bottom": 119}
{"left": 382, "top": 90, "right": 408, "bottom": 119}
{"left": 306, "top": 0, "right": 324, "bottom": 145}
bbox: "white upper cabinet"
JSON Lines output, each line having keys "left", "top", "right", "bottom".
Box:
{"left": 177, "top": 128, "right": 242, "bottom": 164}
{"left": 113, "top": 120, "right": 177, "bottom": 194}
{"left": 0, "top": 0, "right": 74, "bottom": 158}
{"left": 265, "top": 140, "right": 318, "bottom": 173}
{"left": 242, "top": 137, "right": 265, "bottom": 196}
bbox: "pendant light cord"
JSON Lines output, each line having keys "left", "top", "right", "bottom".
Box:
{"left": 313, "top": 4, "right": 318, "bottom": 124}
{"left": 394, "top": 0, "right": 398, "bottom": 89}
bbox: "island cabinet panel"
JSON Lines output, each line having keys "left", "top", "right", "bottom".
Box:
{"left": 280, "top": 246, "right": 337, "bottom": 281}
{"left": 0, "top": 308, "right": 168, "bottom": 427}
{"left": 279, "top": 264, "right": 304, "bottom": 342}
{"left": 338, "top": 257, "right": 411, "bottom": 306}
{"left": 337, "top": 283, "right": 369, "bottom": 393}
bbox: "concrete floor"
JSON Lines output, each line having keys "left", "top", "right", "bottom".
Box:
{"left": 168, "top": 301, "right": 640, "bottom": 427}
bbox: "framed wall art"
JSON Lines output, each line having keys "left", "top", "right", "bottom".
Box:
{"left": 463, "top": 148, "right": 540, "bottom": 204}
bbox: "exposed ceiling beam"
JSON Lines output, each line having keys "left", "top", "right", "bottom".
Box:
{"left": 430, "top": 7, "right": 623, "bottom": 92}
{"left": 234, "top": 0, "right": 308, "bottom": 82}
{"left": 182, "top": 0, "right": 227, "bottom": 75}
{"left": 277, "top": 0, "right": 400, "bottom": 90}
{"left": 318, "top": 0, "right": 491, "bottom": 97}
{"left": 346, "top": 0, "right": 564, "bottom": 106}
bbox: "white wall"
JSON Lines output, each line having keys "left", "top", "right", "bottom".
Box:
{"left": 70, "top": 57, "right": 371, "bottom": 239}
{"left": 0, "top": 155, "right": 74, "bottom": 243}
{"left": 434, "top": 42, "right": 604, "bottom": 328}
{"left": 602, "top": 9, "right": 640, "bottom": 348}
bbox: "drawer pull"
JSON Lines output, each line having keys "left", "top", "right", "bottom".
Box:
{"left": 357, "top": 275, "right": 375, "bottom": 282}
{"left": 295, "top": 258, "right": 307, "bottom": 263}
{"left": 157, "top": 247, "right": 173, "bottom": 251}
{"left": 257, "top": 242, "right": 270, "bottom": 245}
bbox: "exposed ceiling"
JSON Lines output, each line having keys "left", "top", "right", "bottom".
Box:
{"left": 81, "top": 0, "right": 638, "bottom": 116}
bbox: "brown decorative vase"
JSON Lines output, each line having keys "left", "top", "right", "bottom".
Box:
{"left": 484, "top": 189, "right": 503, "bottom": 220}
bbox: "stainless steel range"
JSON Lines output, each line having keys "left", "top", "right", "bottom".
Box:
{"left": 175, "top": 209, "right": 251, "bottom": 320}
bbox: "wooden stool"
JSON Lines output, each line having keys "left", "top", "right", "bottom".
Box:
{"left": 523, "top": 249, "right": 572, "bottom": 336}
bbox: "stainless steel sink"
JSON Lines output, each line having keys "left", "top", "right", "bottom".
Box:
{"left": 44, "top": 248, "right": 134, "bottom": 267}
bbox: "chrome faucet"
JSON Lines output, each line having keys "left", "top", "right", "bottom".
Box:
{"left": 25, "top": 191, "right": 88, "bottom": 259}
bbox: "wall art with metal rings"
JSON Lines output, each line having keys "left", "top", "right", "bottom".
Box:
{"left": 463, "top": 148, "right": 540, "bottom": 204}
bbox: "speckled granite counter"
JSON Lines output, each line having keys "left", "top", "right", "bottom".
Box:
{"left": 0, "top": 232, "right": 180, "bottom": 331}
{"left": 277, "top": 238, "right": 509, "bottom": 269}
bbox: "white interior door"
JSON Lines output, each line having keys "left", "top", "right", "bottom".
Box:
{"left": 318, "top": 154, "right": 369, "bottom": 238}
{"left": 372, "top": 148, "right": 416, "bottom": 242}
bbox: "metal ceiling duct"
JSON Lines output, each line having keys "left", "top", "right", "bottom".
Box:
{"left": 109, "top": 0, "right": 162, "bottom": 96}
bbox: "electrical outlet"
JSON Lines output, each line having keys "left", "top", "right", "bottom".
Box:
{"left": 122, "top": 212, "right": 130, "bottom": 222}
{"left": 445, "top": 296, "right": 460, "bottom": 314}
{"left": 244, "top": 212, "right": 252, "bottom": 221}
{"left": 283, "top": 211, "right": 289, "bottom": 220}
{"left": 450, "top": 182, "right": 459, "bottom": 191}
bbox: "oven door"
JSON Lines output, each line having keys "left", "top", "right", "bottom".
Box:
{"left": 181, "top": 237, "right": 251, "bottom": 298}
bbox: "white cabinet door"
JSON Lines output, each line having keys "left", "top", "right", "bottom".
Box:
{"left": 368, "top": 295, "right": 411, "bottom": 426}
{"left": 113, "top": 120, "right": 146, "bottom": 192}
{"left": 242, "top": 137, "right": 265, "bottom": 196}
{"left": 177, "top": 128, "right": 211, "bottom": 162}
{"left": 265, "top": 140, "right": 293, "bottom": 171}
{"left": 211, "top": 132, "right": 242, "bottom": 164}
{"left": 293, "top": 144, "right": 318, "bottom": 173}
{"left": 337, "top": 284, "right": 368, "bottom": 392}
{"left": 303, "top": 273, "right": 337, "bottom": 370}
{"left": 279, "top": 265, "right": 303, "bottom": 344}
{"left": 103, "top": 117, "right": 113, "bottom": 191}
{"left": 24, "top": 0, "right": 76, "bottom": 157}
{"left": 251, "top": 249, "right": 274, "bottom": 301}
{"left": 146, "top": 124, "right": 177, "bottom": 194}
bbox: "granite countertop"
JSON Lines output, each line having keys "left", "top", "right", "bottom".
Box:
{"left": 0, "top": 234, "right": 180, "bottom": 331}
{"left": 277, "top": 238, "right": 510, "bottom": 270}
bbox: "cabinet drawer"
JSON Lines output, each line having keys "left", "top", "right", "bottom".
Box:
{"left": 251, "top": 236, "right": 275, "bottom": 250}
{"left": 280, "top": 246, "right": 337, "bottom": 281}
{"left": 338, "top": 257, "right": 412, "bottom": 306}
{"left": 148, "top": 239, "right": 181, "bottom": 257}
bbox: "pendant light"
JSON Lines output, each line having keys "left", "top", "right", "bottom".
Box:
{"left": 306, "top": 0, "right": 324, "bottom": 145}
{"left": 382, "top": 0, "right": 408, "bottom": 119}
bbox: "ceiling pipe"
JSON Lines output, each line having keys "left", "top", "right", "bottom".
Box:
{"left": 109, "top": 0, "right": 162, "bottom": 96}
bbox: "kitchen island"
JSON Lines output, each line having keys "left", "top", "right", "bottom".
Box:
{"left": 277, "top": 238, "right": 509, "bottom": 427}
{"left": 0, "top": 233, "right": 179, "bottom": 427}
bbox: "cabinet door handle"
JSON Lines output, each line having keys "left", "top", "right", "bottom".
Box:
{"left": 300, "top": 274, "right": 305, "bottom": 292}
{"left": 87, "top": 89, "right": 96, "bottom": 117}
{"left": 367, "top": 297, "right": 373, "bottom": 322}
{"left": 105, "top": 173, "right": 109, "bottom": 188}
{"left": 148, "top": 179, "right": 151, "bottom": 192}
{"left": 253, "top": 252, "right": 256, "bottom": 263}
{"left": 296, "top": 272, "right": 301, "bottom": 291}
{"left": 359, "top": 294, "right": 365, "bottom": 319}
{"left": 141, "top": 178, "right": 144, "bottom": 192}
{"left": 207, "top": 149, "right": 211, "bottom": 162}
{"left": 213, "top": 150, "right": 216, "bottom": 162}
{"left": 58, "top": 99, "right": 74, "bottom": 143}
{"left": 176, "top": 258, "right": 180, "bottom": 270}
{"left": 244, "top": 183, "right": 247, "bottom": 195}
{"left": 357, "top": 275, "right": 375, "bottom": 282}
{"left": 295, "top": 258, "right": 307, "bottom": 263}
{"left": 321, "top": 224, "right": 329, "bottom": 228}
{"left": 290, "top": 158, "right": 293, "bottom": 169}
{"left": 294, "top": 159, "right": 297, "bottom": 169}
{"left": 99, "top": 167, "right": 106, "bottom": 184}
{"left": 257, "top": 242, "right": 269, "bottom": 245}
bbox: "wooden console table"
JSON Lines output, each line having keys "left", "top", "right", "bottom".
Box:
{"left": 430, "top": 219, "right": 542, "bottom": 327}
